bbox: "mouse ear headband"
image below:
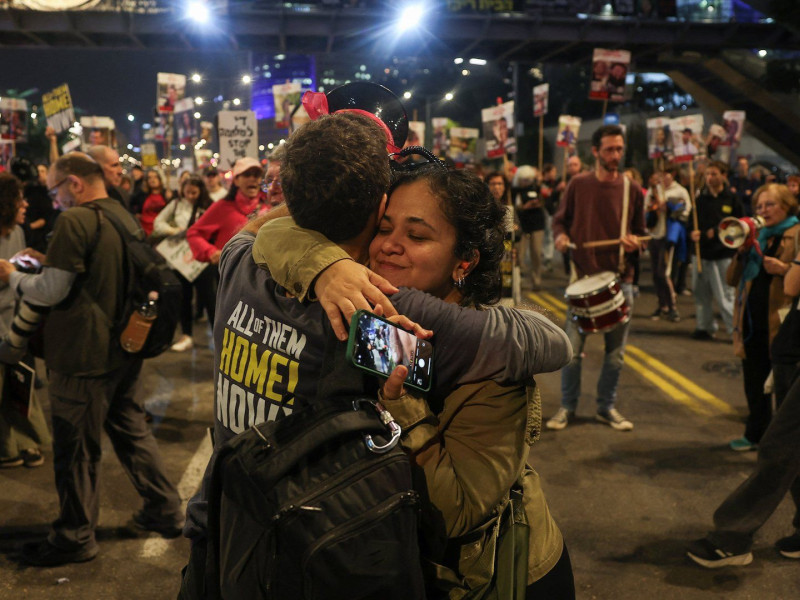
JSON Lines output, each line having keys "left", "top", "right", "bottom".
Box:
{"left": 302, "top": 82, "right": 408, "bottom": 154}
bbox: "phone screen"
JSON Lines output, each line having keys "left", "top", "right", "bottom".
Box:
{"left": 349, "top": 311, "right": 433, "bottom": 392}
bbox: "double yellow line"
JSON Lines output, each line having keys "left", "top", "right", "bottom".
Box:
{"left": 525, "top": 290, "right": 735, "bottom": 416}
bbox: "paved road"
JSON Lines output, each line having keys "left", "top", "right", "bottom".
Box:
{"left": 1, "top": 267, "right": 797, "bottom": 599}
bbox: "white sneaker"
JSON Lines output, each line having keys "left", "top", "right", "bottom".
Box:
{"left": 596, "top": 408, "right": 633, "bottom": 431}
{"left": 546, "top": 407, "right": 574, "bottom": 431}
{"left": 170, "top": 335, "right": 194, "bottom": 352}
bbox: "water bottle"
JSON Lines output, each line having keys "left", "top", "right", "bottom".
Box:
{"left": 120, "top": 291, "right": 159, "bottom": 353}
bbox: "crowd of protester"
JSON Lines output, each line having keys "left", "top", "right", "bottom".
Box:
{"left": 0, "top": 100, "right": 797, "bottom": 595}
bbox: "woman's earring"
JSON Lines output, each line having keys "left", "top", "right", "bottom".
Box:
{"left": 454, "top": 275, "right": 465, "bottom": 289}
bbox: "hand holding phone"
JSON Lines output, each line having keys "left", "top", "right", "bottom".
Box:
{"left": 347, "top": 310, "right": 434, "bottom": 392}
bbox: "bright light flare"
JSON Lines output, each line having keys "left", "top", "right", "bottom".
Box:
{"left": 403, "top": 91, "right": 412, "bottom": 100}
{"left": 233, "top": 98, "right": 241, "bottom": 106}
{"left": 444, "top": 92, "right": 454, "bottom": 101}
{"left": 397, "top": 4, "right": 425, "bottom": 32}
{"left": 191, "top": 73, "right": 202, "bottom": 83}
{"left": 186, "top": 2, "right": 210, "bottom": 24}
{"left": 242, "top": 75, "right": 252, "bottom": 84}
{"left": 127, "top": 114, "right": 135, "bottom": 122}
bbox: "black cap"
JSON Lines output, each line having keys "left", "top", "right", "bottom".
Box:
{"left": 325, "top": 82, "right": 409, "bottom": 150}
{"left": 9, "top": 157, "right": 38, "bottom": 183}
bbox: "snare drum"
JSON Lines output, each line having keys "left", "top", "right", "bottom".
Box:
{"left": 564, "top": 271, "right": 630, "bottom": 334}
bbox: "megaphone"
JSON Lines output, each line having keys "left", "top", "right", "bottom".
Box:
{"left": 718, "top": 215, "right": 765, "bottom": 249}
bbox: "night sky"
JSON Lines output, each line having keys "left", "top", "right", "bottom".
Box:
{"left": 3, "top": 47, "right": 251, "bottom": 146}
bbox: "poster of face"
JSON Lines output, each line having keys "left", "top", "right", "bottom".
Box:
{"left": 406, "top": 121, "right": 425, "bottom": 149}
{"left": 447, "top": 127, "right": 479, "bottom": 166}
{"left": 174, "top": 98, "right": 196, "bottom": 145}
{"left": 272, "top": 82, "right": 302, "bottom": 129}
{"left": 200, "top": 121, "right": 214, "bottom": 145}
{"left": 157, "top": 73, "right": 186, "bottom": 113}
{"left": 431, "top": 117, "right": 450, "bottom": 157}
{"left": 669, "top": 114, "right": 704, "bottom": 163}
{"left": 0, "top": 98, "right": 28, "bottom": 142}
{"left": 80, "top": 116, "right": 116, "bottom": 148}
{"left": 153, "top": 112, "right": 169, "bottom": 142}
{"left": 589, "top": 48, "right": 631, "bottom": 103}
{"left": 722, "top": 110, "right": 745, "bottom": 147}
{"left": 482, "top": 101, "right": 516, "bottom": 159}
{"left": 646, "top": 117, "right": 672, "bottom": 159}
{"left": 533, "top": 83, "right": 549, "bottom": 118}
{"left": 556, "top": 115, "right": 581, "bottom": 148}
{"left": 705, "top": 123, "right": 729, "bottom": 161}
{"left": 42, "top": 83, "right": 75, "bottom": 134}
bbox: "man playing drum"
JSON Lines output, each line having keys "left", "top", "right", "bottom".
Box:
{"left": 548, "top": 125, "right": 646, "bottom": 431}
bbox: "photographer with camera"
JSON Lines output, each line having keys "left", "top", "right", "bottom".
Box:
{"left": 513, "top": 165, "right": 546, "bottom": 290}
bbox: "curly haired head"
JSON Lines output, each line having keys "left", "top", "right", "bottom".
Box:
{"left": 389, "top": 166, "right": 506, "bottom": 307}
{"left": 0, "top": 173, "right": 23, "bottom": 232}
{"left": 281, "top": 112, "right": 390, "bottom": 242}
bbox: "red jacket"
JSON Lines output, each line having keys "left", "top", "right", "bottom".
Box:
{"left": 186, "top": 190, "right": 265, "bottom": 262}
{"left": 139, "top": 193, "right": 166, "bottom": 236}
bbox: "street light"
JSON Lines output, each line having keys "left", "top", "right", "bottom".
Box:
{"left": 195, "top": 97, "right": 203, "bottom": 105}
{"left": 233, "top": 98, "right": 241, "bottom": 106}
{"left": 397, "top": 4, "right": 425, "bottom": 32}
{"left": 444, "top": 92, "right": 454, "bottom": 101}
{"left": 186, "top": 1, "right": 210, "bottom": 24}
{"left": 242, "top": 75, "right": 252, "bottom": 84}
{"left": 194, "top": 111, "right": 201, "bottom": 119}
{"left": 191, "top": 73, "right": 202, "bottom": 83}
{"left": 403, "top": 91, "right": 412, "bottom": 100}
{"left": 127, "top": 114, "right": 135, "bottom": 122}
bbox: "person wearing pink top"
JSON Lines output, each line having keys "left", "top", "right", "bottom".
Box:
{"left": 186, "top": 157, "right": 267, "bottom": 266}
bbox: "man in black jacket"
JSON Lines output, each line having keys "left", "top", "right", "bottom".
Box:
{"left": 689, "top": 160, "right": 743, "bottom": 340}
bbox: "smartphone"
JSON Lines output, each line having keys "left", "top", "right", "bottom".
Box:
{"left": 9, "top": 255, "right": 42, "bottom": 274}
{"left": 347, "top": 310, "right": 434, "bottom": 393}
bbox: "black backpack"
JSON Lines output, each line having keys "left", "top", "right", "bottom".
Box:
{"left": 86, "top": 204, "right": 182, "bottom": 358}
{"left": 203, "top": 337, "right": 426, "bottom": 600}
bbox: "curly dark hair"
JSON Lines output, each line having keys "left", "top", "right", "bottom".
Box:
{"left": 281, "top": 112, "right": 391, "bottom": 242}
{"left": 0, "top": 173, "right": 23, "bottom": 232}
{"left": 389, "top": 166, "right": 506, "bottom": 307}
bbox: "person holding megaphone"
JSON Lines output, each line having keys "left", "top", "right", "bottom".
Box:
{"left": 725, "top": 183, "right": 800, "bottom": 452}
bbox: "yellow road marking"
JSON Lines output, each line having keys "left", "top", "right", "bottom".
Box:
{"left": 625, "top": 345, "right": 736, "bottom": 415}
{"left": 525, "top": 290, "right": 734, "bottom": 416}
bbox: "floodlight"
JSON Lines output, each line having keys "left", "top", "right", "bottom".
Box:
{"left": 242, "top": 75, "right": 252, "bottom": 84}
{"left": 191, "top": 73, "right": 202, "bottom": 83}
{"left": 195, "top": 97, "right": 203, "bottom": 105}
{"left": 403, "top": 91, "right": 412, "bottom": 100}
{"left": 31, "top": 112, "right": 37, "bottom": 119}
{"left": 758, "top": 49, "right": 767, "bottom": 57}
{"left": 127, "top": 114, "right": 135, "bottom": 122}
{"left": 233, "top": 98, "right": 241, "bottom": 106}
{"left": 194, "top": 112, "right": 201, "bottom": 119}
{"left": 454, "top": 58, "right": 464, "bottom": 65}
{"left": 259, "top": 145, "right": 265, "bottom": 151}
{"left": 397, "top": 4, "right": 425, "bottom": 32}
{"left": 444, "top": 92, "right": 454, "bottom": 101}
{"left": 186, "top": 2, "right": 210, "bottom": 24}
{"left": 180, "top": 144, "right": 186, "bottom": 150}
{"left": 469, "top": 58, "right": 487, "bottom": 66}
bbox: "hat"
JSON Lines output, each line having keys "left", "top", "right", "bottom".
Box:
{"left": 232, "top": 157, "right": 263, "bottom": 178}
{"left": 302, "top": 82, "right": 408, "bottom": 153}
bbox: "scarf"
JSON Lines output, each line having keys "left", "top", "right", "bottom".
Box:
{"left": 742, "top": 215, "right": 799, "bottom": 282}
{"left": 234, "top": 189, "right": 261, "bottom": 217}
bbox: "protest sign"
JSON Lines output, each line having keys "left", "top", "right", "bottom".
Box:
{"left": 722, "top": 110, "right": 745, "bottom": 147}
{"left": 174, "top": 98, "right": 196, "bottom": 145}
{"left": 80, "top": 116, "right": 116, "bottom": 148}
{"left": 447, "top": 127, "right": 479, "bottom": 166}
{"left": 42, "top": 84, "right": 75, "bottom": 134}
{"left": 218, "top": 110, "right": 258, "bottom": 169}
{"left": 482, "top": 101, "right": 516, "bottom": 159}
{"left": 0, "top": 98, "right": 28, "bottom": 142}
{"left": 406, "top": 121, "right": 425, "bottom": 148}
{"left": 155, "top": 236, "right": 208, "bottom": 283}
{"left": 272, "top": 82, "right": 302, "bottom": 129}
{"left": 431, "top": 118, "right": 450, "bottom": 157}
{"left": 533, "top": 83, "right": 549, "bottom": 118}
{"left": 589, "top": 49, "right": 631, "bottom": 103}
{"left": 556, "top": 115, "right": 581, "bottom": 148}
{"left": 200, "top": 121, "right": 214, "bottom": 145}
{"left": 646, "top": 117, "right": 673, "bottom": 160}
{"left": 670, "top": 114, "right": 704, "bottom": 163}
{"left": 157, "top": 73, "right": 186, "bottom": 113}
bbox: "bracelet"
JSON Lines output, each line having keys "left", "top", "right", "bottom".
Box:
{"left": 793, "top": 260, "right": 800, "bottom": 266}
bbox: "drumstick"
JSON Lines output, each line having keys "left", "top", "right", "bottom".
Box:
{"left": 579, "top": 236, "right": 652, "bottom": 249}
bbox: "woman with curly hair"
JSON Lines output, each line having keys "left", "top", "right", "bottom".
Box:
{"left": 0, "top": 173, "right": 50, "bottom": 469}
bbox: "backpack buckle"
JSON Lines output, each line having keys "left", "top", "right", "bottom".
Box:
{"left": 352, "top": 399, "right": 402, "bottom": 454}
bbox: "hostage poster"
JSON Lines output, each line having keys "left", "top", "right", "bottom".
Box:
{"left": 157, "top": 73, "right": 186, "bottom": 113}
{"left": 42, "top": 84, "right": 75, "bottom": 134}
{"left": 482, "top": 101, "right": 516, "bottom": 159}
{"left": 589, "top": 48, "right": 631, "bottom": 103}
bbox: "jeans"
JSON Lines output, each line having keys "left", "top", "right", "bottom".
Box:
{"left": 692, "top": 256, "right": 734, "bottom": 334}
{"left": 560, "top": 283, "right": 634, "bottom": 413}
{"left": 519, "top": 230, "right": 545, "bottom": 288}
{"left": 542, "top": 213, "right": 555, "bottom": 264}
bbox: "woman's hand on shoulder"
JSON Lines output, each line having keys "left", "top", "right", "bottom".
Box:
{"left": 314, "top": 260, "right": 400, "bottom": 340}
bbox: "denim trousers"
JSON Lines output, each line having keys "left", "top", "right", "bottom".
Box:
{"left": 560, "top": 283, "right": 634, "bottom": 412}
{"left": 692, "top": 256, "right": 734, "bottom": 334}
